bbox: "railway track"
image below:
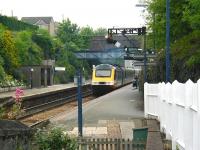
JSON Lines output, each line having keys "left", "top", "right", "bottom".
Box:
{"left": 13, "top": 85, "right": 93, "bottom": 127}
{"left": 18, "top": 90, "right": 92, "bottom": 119}
{"left": 18, "top": 84, "right": 131, "bottom": 128}
{"left": 19, "top": 95, "right": 96, "bottom": 128}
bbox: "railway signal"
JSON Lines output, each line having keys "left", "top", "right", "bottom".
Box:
{"left": 106, "top": 27, "right": 148, "bottom": 82}
{"left": 105, "top": 34, "right": 121, "bottom": 47}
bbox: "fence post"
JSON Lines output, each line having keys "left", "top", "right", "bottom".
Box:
{"left": 144, "top": 83, "right": 148, "bottom": 117}
{"left": 185, "top": 79, "right": 194, "bottom": 149}
{"left": 196, "top": 79, "right": 200, "bottom": 150}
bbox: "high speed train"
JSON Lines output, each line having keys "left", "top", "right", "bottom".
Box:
{"left": 92, "top": 64, "right": 134, "bottom": 94}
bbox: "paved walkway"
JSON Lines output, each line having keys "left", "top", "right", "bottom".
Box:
{"left": 146, "top": 119, "right": 164, "bottom": 150}
{"left": 50, "top": 85, "right": 144, "bottom": 139}
{"left": 66, "top": 119, "right": 142, "bottom": 139}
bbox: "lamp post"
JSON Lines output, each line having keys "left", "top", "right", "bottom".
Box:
{"left": 166, "top": 0, "right": 170, "bottom": 82}
{"left": 143, "top": 28, "right": 147, "bottom": 82}
{"left": 77, "top": 68, "right": 83, "bottom": 137}
{"left": 30, "top": 68, "right": 34, "bottom": 89}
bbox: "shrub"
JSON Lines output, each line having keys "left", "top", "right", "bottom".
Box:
{"left": 7, "top": 88, "right": 24, "bottom": 119}
{"left": 35, "top": 127, "right": 77, "bottom": 150}
{"left": 0, "top": 106, "right": 5, "bottom": 119}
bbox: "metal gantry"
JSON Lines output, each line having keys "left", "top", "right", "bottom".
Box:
{"left": 107, "top": 27, "right": 148, "bottom": 82}
{"left": 108, "top": 27, "right": 146, "bottom": 35}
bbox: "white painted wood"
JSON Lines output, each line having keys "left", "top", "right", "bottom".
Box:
{"left": 144, "top": 79, "right": 200, "bottom": 150}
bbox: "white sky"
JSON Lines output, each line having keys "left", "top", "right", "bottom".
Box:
{"left": 0, "top": 0, "right": 146, "bottom": 29}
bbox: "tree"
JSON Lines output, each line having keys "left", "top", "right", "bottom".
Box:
{"left": 32, "top": 29, "right": 54, "bottom": 59}
{"left": 183, "top": 0, "right": 200, "bottom": 30}
{"left": 0, "top": 30, "right": 19, "bottom": 73}
{"left": 146, "top": 0, "right": 200, "bottom": 82}
{"left": 57, "top": 19, "right": 79, "bottom": 51}
{"left": 94, "top": 28, "right": 107, "bottom": 36}
{"left": 15, "top": 30, "right": 42, "bottom": 65}
{"left": 79, "top": 26, "right": 94, "bottom": 49}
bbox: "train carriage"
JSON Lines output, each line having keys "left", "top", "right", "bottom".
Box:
{"left": 92, "top": 64, "right": 134, "bottom": 95}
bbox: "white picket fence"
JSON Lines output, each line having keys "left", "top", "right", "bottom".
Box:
{"left": 144, "top": 79, "right": 200, "bottom": 150}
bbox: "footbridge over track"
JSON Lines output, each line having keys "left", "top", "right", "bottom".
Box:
{"left": 74, "top": 48, "right": 156, "bottom": 60}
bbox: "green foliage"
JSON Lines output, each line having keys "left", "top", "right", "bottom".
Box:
{"left": 0, "top": 106, "right": 5, "bottom": 119}
{"left": 15, "top": 30, "right": 42, "bottom": 65}
{"left": 0, "top": 55, "right": 6, "bottom": 80}
{"left": 7, "top": 103, "right": 21, "bottom": 119}
{"left": 35, "top": 128, "right": 77, "bottom": 150}
{"left": 57, "top": 19, "right": 80, "bottom": 45}
{"left": 32, "top": 29, "right": 54, "bottom": 59}
{"left": 94, "top": 27, "right": 107, "bottom": 36}
{"left": 0, "top": 30, "right": 19, "bottom": 73}
{"left": 146, "top": 0, "right": 200, "bottom": 82}
{"left": 183, "top": 0, "right": 200, "bottom": 30}
{"left": 0, "top": 15, "right": 38, "bottom": 31}
{"left": 79, "top": 26, "right": 94, "bottom": 49}
{"left": 0, "top": 74, "right": 25, "bottom": 87}
{"left": 0, "top": 17, "right": 107, "bottom": 84}
{"left": 171, "top": 31, "right": 200, "bottom": 82}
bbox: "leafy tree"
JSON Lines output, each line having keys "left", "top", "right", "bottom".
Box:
{"left": 0, "top": 24, "right": 7, "bottom": 80}
{"left": 145, "top": 0, "right": 200, "bottom": 82}
{"left": 32, "top": 29, "right": 54, "bottom": 59}
{"left": 0, "top": 55, "right": 6, "bottom": 80}
{"left": 94, "top": 27, "right": 107, "bottom": 36}
{"left": 79, "top": 26, "right": 94, "bottom": 49}
{"left": 183, "top": 0, "right": 200, "bottom": 30}
{"left": 15, "top": 30, "right": 42, "bottom": 65}
{"left": 57, "top": 19, "right": 80, "bottom": 47}
{"left": 0, "top": 30, "right": 19, "bottom": 73}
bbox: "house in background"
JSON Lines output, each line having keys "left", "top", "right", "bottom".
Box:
{"left": 21, "top": 17, "right": 55, "bottom": 36}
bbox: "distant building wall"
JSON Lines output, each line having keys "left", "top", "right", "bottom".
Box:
{"left": 21, "top": 17, "right": 55, "bottom": 36}
{"left": 49, "top": 18, "right": 55, "bottom": 36}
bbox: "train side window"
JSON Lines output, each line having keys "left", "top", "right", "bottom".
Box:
{"left": 114, "top": 70, "right": 116, "bottom": 79}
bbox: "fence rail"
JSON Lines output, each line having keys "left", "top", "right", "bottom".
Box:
{"left": 78, "top": 138, "right": 146, "bottom": 150}
{"left": 144, "top": 79, "right": 200, "bottom": 150}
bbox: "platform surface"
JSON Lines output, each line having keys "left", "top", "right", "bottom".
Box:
{"left": 0, "top": 83, "right": 79, "bottom": 99}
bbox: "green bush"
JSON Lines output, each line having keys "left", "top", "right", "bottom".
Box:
{"left": 35, "top": 127, "right": 77, "bottom": 150}
{"left": 0, "top": 15, "right": 38, "bottom": 31}
{"left": 0, "top": 106, "right": 5, "bottom": 119}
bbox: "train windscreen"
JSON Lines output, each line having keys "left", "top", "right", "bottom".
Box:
{"left": 95, "top": 64, "right": 112, "bottom": 77}
{"left": 96, "top": 70, "right": 111, "bottom": 77}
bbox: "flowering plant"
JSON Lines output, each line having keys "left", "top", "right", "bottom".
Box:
{"left": 8, "top": 88, "right": 24, "bottom": 119}
{"left": 15, "top": 88, "right": 24, "bottom": 103}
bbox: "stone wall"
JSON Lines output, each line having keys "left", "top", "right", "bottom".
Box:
{"left": 0, "top": 120, "right": 32, "bottom": 150}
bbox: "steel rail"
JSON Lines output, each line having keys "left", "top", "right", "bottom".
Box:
{"left": 17, "top": 90, "right": 92, "bottom": 119}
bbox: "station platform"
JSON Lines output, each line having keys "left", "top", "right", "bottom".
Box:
{"left": 0, "top": 82, "right": 90, "bottom": 99}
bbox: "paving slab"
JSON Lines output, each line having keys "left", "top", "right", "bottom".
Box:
{"left": 119, "top": 121, "right": 135, "bottom": 139}
{"left": 146, "top": 119, "right": 164, "bottom": 150}
{"left": 107, "top": 120, "right": 122, "bottom": 138}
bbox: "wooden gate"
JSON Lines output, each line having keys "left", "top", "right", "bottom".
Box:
{"left": 78, "top": 138, "right": 146, "bottom": 150}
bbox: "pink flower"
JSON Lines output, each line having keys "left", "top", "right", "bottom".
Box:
{"left": 15, "top": 88, "right": 24, "bottom": 103}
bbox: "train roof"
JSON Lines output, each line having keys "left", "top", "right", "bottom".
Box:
{"left": 95, "top": 64, "right": 113, "bottom": 69}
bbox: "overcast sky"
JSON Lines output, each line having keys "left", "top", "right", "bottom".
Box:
{"left": 0, "top": 0, "right": 146, "bottom": 29}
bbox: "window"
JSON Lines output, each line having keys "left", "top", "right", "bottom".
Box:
{"left": 96, "top": 70, "right": 111, "bottom": 77}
